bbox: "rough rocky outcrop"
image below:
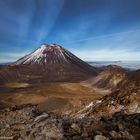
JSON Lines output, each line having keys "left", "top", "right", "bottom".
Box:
{"left": 0, "top": 104, "right": 140, "bottom": 140}
{"left": 83, "top": 65, "right": 127, "bottom": 91}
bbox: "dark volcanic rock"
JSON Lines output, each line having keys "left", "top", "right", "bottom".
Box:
{"left": 0, "top": 103, "right": 140, "bottom": 140}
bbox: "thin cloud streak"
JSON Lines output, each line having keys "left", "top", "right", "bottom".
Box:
{"left": 0, "top": 51, "right": 29, "bottom": 63}
{"left": 63, "top": 28, "right": 140, "bottom": 45}
{"left": 73, "top": 49, "right": 140, "bottom": 61}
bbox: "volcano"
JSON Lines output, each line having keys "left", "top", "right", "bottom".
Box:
{"left": 0, "top": 44, "right": 97, "bottom": 83}
{"left": 15, "top": 44, "right": 94, "bottom": 69}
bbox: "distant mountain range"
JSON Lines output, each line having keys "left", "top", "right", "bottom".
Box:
{"left": 88, "top": 61, "right": 140, "bottom": 70}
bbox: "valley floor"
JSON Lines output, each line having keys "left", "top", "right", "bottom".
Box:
{"left": 0, "top": 82, "right": 110, "bottom": 113}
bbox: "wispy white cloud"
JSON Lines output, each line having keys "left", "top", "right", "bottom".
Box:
{"left": 0, "top": 51, "right": 29, "bottom": 63}
{"left": 64, "top": 28, "right": 140, "bottom": 45}
{"left": 62, "top": 28, "right": 140, "bottom": 61}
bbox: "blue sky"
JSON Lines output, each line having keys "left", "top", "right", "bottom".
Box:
{"left": 0, "top": 0, "right": 140, "bottom": 62}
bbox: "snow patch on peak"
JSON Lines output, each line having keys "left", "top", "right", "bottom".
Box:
{"left": 50, "top": 44, "right": 57, "bottom": 47}
{"left": 22, "top": 46, "right": 45, "bottom": 64}
{"left": 40, "top": 44, "right": 47, "bottom": 49}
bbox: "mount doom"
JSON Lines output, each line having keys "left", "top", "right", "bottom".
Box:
{"left": 0, "top": 44, "right": 97, "bottom": 83}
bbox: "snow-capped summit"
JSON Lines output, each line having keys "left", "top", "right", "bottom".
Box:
{"left": 16, "top": 44, "right": 67, "bottom": 65}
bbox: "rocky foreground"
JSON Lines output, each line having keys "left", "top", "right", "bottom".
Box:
{"left": 0, "top": 66, "right": 140, "bottom": 140}
{"left": 0, "top": 103, "right": 140, "bottom": 140}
